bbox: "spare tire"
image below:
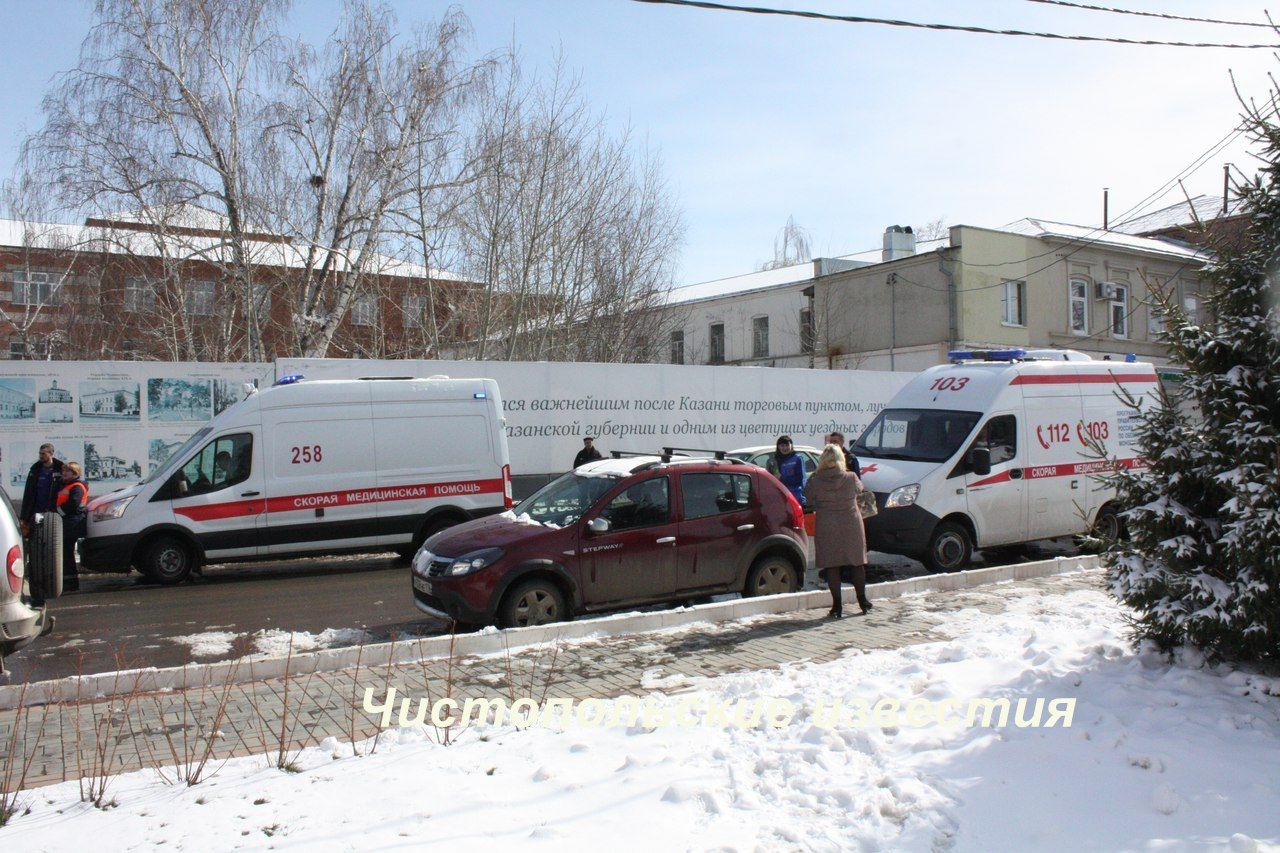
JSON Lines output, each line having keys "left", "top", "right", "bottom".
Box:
{"left": 28, "top": 513, "right": 64, "bottom": 600}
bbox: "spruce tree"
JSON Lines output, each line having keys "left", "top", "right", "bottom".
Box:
{"left": 1105, "top": 96, "right": 1280, "bottom": 667}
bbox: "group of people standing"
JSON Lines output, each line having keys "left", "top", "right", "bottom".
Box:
{"left": 765, "top": 433, "right": 872, "bottom": 620}
{"left": 18, "top": 443, "right": 88, "bottom": 593}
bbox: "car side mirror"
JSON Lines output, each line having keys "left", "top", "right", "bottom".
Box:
{"left": 969, "top": 446, "right": 991, "bottom": 477}
{"left": 586, "top": 517, "right": 610, "bottom": 534}
{"left": 172, "top": 475, "right": 189, "bottom": 497}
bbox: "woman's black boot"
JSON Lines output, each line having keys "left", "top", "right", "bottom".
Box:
{"left": 824, "top": 568, "right": 843, "bottom": 619}
{"left": 853, "top": 564, "right": 872, "bottom": 614}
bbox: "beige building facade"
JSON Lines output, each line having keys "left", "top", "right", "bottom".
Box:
{"left": 816, "top": 221, "right": 1207, "bottom": 370}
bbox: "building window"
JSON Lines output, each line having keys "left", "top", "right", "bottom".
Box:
{"left": 8, "top": 338, "right": 28, "bottom": 360}
{"left": 351, "top": 294, "right": 378, "bottom": 326}
{"left": 1068, "top": 278, "right": 1088, "bottom": 335}
{"left": 751, "top": 316, "right": 769, "bottom": 358}
{"left": 669, "top": 330, "right": 684, "bottom": 364}
{"left": 1110, "top": 283, "right": 1129, "bottom": 339}
{"left": 185, "top": 280, "right": 216, "bottom": 316}
{"left": 1183, "top": 294, "right": 1199, "bottom": 325}
{"left": 402, "top": 294, "right": 427, "bottom": 331}
{"left": 251, "top": 283, "right": 271, "bottom": 317}
{"left": 800, "top": 308, "right": 815, "bottom": 354}
{"left": 708, "top": 323, "right": 725, "bottom": 364}
{"left": 1001, "top": 280, "right": 1026, "bottom": 326}
{"left": 11, "top": 269, "right": 62, "bottom": 306}
{"left": 124, "top": 277, "right": 157, "bottom": 313}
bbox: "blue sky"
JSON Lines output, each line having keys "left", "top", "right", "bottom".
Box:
{"left": 1, "top": 0, "right": 1275, "bottom": 285}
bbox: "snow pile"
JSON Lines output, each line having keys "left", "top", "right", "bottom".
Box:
{"left": 251, "top": 628, "right": 366, "bottom": 657}
{"left": 169, "top": 628, "right": 368, "bottom": 659}
{"left": 7, "top": 578, "right": 1279, "bottom": 849}
{"left": 170, "top": 630, "right": 240, "bottom": 658}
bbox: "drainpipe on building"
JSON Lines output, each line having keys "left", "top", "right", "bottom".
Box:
{"left": 802, "top": 284, "right": 815, "bottom": 369}
{"left": 887, "top": 273, "right": 897, "bottom": 371}
{"left": 938, "top": 247, "right": 958, "bottom": 352}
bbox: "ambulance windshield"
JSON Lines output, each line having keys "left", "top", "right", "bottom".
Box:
{"left": 853, "top": 408, "right": 981, "bottom": 463}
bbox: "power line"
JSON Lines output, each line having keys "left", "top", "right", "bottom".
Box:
{"left": 1021, "top": 0, "right": 1273, "bottom": 29}
{"left": 628, "top": 0, "right": 1280, "bottom": 48}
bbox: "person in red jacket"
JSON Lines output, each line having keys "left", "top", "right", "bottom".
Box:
{"left": 55, "top": 461, "right": 88, "bottom": 592}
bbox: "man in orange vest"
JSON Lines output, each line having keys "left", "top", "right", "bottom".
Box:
{"left": 55, "top": 461, "right": 88, "bottom": 592}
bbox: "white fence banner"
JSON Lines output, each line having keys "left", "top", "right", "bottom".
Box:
{"left": 0, "top": 359, "right": 913, "bottom": 499}
{"left": 279, "top": 359, "right": 912, "bottom": 478}
{"left": 0, "top": 362, "right": 273, "bottom": 501}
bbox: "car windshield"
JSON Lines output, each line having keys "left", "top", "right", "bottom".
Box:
{"left": 853, "top": 408, "right": 981, "bottom": 463}
{"left": 515, "top": 471, "right": 622, "bottom": 527}
{"left": 141, "top": 426, "right": 213, "bottom": 485}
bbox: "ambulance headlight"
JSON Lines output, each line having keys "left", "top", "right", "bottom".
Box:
{"left": 91, "top": 495, "right": 135, "bottom": 522}
{"left": 448, "top": 548, "right": 505, "bottom": 576}
{"left": 884, "top": 484, "right": 920, "bottom": 509}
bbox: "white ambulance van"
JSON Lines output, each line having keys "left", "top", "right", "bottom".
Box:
{"left": 852, "top": 349, "right": 1158, "bottom": 572}
{"left": 82, "top": 375, "right": 512, "bottom": 584}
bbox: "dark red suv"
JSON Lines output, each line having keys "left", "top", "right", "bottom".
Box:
{"left": 410, "top": 452, "right": 809, "bottom": 628}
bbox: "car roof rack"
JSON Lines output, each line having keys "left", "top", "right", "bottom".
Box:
{"left": 610, "top": 450, "right": 659, "bottom": 459}
{"left": 661, "top": 446, "right": 727, "bottom": 462}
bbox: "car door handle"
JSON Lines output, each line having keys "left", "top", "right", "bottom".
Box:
{"left": 656, "top": 536, "right": 676, "bottom": 545}
{"left": 1070, "top": 480, "right": 1080, "bottom": 490}
{"left": 241, "top": 491, "right": 261, "bottom": 497}
{"left": 736, "top": 524, "right": 755, "bottom": 531}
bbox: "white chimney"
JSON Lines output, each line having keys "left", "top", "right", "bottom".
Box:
{"left": 882, "top": 225, "right": 916, "bottom": 262}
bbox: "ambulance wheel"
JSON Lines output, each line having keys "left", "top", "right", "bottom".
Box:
{"left": 29, "top": 514, "right": 64, "bottom": 600}
{"left": 1092, "top": 505, "right": 1123, "bottom": 541}
{"left": 141, "top": 536, "right": 195, "bottom": 585}
{"left": 925, "top": 521, "right": 972, "bottom": 573}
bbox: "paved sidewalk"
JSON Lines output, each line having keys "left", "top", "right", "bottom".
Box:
{"left": 0, "top": 570, "right": 1103, "bottom": 790}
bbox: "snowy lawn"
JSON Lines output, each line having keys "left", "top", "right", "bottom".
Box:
{"left": 4, "top": 576, "right": 1278, "bottom": 851}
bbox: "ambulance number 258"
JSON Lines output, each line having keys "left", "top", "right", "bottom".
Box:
{"left": 291, "top": 445, "right": 324, "bottom": 464}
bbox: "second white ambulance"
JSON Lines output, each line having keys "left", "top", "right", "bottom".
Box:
{"left": 82, "top": 375, "right": 512, "bottom": 583}
{"left": 852, "top": 349, "right": 1158, "bottom": 572}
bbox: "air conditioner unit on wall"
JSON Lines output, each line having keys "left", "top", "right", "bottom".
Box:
{"left": 1095, "top": 281, "right": 1117, "bottom": 300}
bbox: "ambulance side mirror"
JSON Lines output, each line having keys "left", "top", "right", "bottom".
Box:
{"left": 969, "top": 447, "right": 991, "bottom": 477}
{"left": 175, "top": 476, "right": 189, "bottom": 497}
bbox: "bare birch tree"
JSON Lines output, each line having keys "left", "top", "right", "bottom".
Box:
{"left": 29, "top": 0, "right": 286, "bottom": 361}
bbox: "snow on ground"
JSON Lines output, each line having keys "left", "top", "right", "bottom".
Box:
{"left": 6, "top": 576, "right": 1279, "bottom": 851}
{"left": 171, "top": 628, "right": 367, "bottom": 659}
{"left": 170, "top": 631, "right": 240, "bottom": 658}
{"left": 250, "top": 628, "right": 366, "bottom": 657}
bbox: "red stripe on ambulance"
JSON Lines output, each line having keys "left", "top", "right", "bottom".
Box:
{"left": 1009, "top": 373, "right": 1158, "bottom": 386}
{"left": 174, "top": 477, "right": 503, "bottom": 522}
{"left": 968, "top": 457, "right": 1145, "bottom": 488}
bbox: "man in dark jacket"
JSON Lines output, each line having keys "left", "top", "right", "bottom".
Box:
{"left": 764, "top": 435, "right": 807, "bottom": 507}
{"left": 20, "top": 443, "right": 63, "bottom": 536}
{"left": 826, "top": 431, "right": 861, "bottom": 476}
{"left": 573, "top": 436, "right": 603, "bottom": 469}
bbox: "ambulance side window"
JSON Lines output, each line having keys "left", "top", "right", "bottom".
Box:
{"left": 972, "top": 415, "right": 1017, "bottom": 466}
{"left": 179, "top": 433, "right": 253, "bottom": 496}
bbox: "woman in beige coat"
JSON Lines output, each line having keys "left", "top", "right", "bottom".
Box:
{"left": 804, "top": 444, "right": 872, "bottom": 619}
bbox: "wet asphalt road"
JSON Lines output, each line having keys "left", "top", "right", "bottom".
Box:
{"left": 1, "top": 554, "right": 451, "bottom": 685}
{"left": 0, "top": 542, "right": 1073, "bottom": 685}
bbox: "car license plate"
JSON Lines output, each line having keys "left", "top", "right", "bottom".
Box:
{"left": 413, "top": 575, "right": 432, "bottom": 596}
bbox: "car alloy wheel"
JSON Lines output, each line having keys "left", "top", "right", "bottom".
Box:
{"left": 501, "top": 579, "right": 568, "bottom": 628}
{"left": 746, "top": 556, "right": 797, "bottom": 597}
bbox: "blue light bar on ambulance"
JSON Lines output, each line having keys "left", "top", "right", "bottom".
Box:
{"left": 947, "top": 349, "right": 1027, "bottom": 362}
{"left": 274, "top": 374, "right": 305, "bottom": 386}
{"left": 473, "top": 392, "right": 487, "bottom": 399}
